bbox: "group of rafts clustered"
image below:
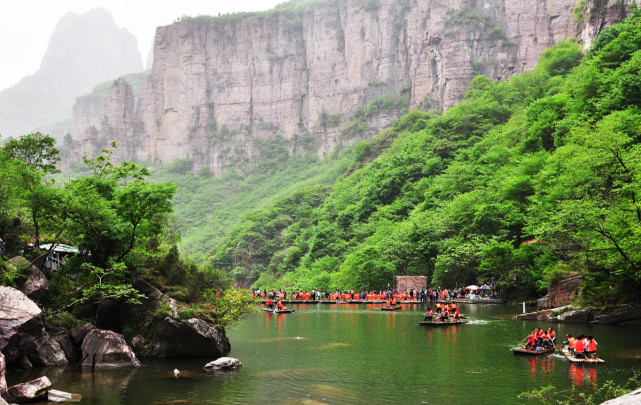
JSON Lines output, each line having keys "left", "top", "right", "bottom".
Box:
{"left": 260, "top": 295, "right": 604, "bottom": 365}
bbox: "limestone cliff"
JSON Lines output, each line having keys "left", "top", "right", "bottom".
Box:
{"left": 71, "top": 0, "right": 631, "bottom": 175}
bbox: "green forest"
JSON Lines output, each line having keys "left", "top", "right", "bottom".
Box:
{"left": 203, "top": 8, "right": 641, "bottom": 304}
{"left": 4, "top": 7, "right": 641, "bottom": 311}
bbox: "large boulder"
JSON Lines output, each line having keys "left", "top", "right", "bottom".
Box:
{"left": 1, "top": 376, "right": 51, "bottom": 403}
{"left": 135, "top": 316, "right": 230, "bottom": 358}
{"left": 0, "top": 287, "right": 67, "bottom": 366}
{"left": 128, "top": 280, "right": 231, "bottom": 358}
{"left": 53, "top": 324, "right": 96, "bottom": 363}
{"left": 8, "top": 257, "right": 49, "bottom": 300}
{"left": 80, "top": 329, "right": 140, "bottom": 367}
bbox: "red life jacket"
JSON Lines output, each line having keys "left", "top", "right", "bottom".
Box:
{"left": 587, "top": 339, "right": 597, "bottom": 351}
{"left": 575, "top": 339, "right": 585, "bottom": 352}
{"left": 568, "top": 337, "right": 576, "bottom": 349}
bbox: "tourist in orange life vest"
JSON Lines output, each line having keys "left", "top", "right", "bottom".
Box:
{"left": 424, "top": 309, "right": 433, "bottom": 321}
{"left": 451, "top": 303, "right": 457, "bottom": 311}
{"left": 391, "top": 298, "right": 397, "bottom": 305}
{"left": 585, "top": 336, "right": 598, "bottom": 358}
{"left": 548, "top": 328, "right": 556, "bottom": 344}
{"left": 435, "top": 303, "right": 442, "bottom": 313}
{"left": 453, "top": 308, "right": 460, "bottom": 320}
{"left": 277, "top": 300, "right": 288, "bottom": 311}
{"left": 387, "top": 299, "right": 393, "bottom": 307}
{"left": 525, "top": 332, "right": 536, "bottom": 350}
{"left": 566, "top": 334, "right": 576, "bottom": 355}
{"left": 441, "top": 308, "right": 450, "bottom": 321}
{"left": 574, "top": 335, "right": 586, "bottom": 358}
{"left": 266, "top": 299, "right": 274, "bottom": 309}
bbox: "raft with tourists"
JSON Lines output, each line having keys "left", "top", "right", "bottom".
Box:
{"left": 512, "top": 346, "right": 555, "bottom": 355}
{"left": 418, "top": 319, "right": 468, "bottom": 326}
{"left": 381, "top": 304, "right": 402, "bottom": 311}
{"left": 261, "top": 307, "right": 295, "bottom": 314}
{"left": 560, "top": 347, "right": 604, "bottom": 363}
{"left": 561, "top": 334, "right": 604, "bottom": 363}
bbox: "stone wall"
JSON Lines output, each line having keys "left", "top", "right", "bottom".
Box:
{"left": 394, "top": 276, "right": 427, "bottom": 292}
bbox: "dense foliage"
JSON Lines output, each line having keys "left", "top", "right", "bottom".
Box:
{"left": 208, "top": 9, "right": 641, "bottom": 303}
{"left": 0, "top": 139, "right": 254, "bottom": 330}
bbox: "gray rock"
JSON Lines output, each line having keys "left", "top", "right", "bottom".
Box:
{"left": 1, "top": 376, "right": 51, "bottom": 403}
{"left": 204, "top": 357, "right": 242, "bottom": 370}
{"left": 28, "top": 335, "right": 68, "bottom": 366}
{"left": 0, "top": 395, "right": 7, "bottom": 405}
{"left": 80, "top": 329, "right": 140, "bottom": 367}
{"left": 0, "top": 352, "right": 6, "bottom": 392}
{"left": 0, "top": 286, "right": 42, "bottom": 356}
{"left": 8, "top": 257, "right": 49, "bottom": 299}
{"left": 69, "top": 324, "right": 95, "bottom": 346}
{"left": 142, "top": 316, "right": 230, "bottom": 358}
{"left": 601, "top": 388, "right": 641, "bottom": 404}
{"left": 48, "top": 389, "right": 82, "bottom": 403}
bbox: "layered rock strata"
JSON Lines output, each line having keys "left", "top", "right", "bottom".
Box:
{"left": 71, "top": 0, "right": 632, "bottom": 175}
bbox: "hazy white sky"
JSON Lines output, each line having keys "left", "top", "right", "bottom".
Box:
{"left": 0, "top": 0, "right": 284, "bottom": 91}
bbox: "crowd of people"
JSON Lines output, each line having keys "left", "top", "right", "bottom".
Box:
{"left": 521, "top": 329, "right": 599, "bottom": 358}
{"left": 251, "top": 287, "right": 494, "bottom": 302}
{"left": 524, "top": 328, "right": 557, "bottom": 350}
{"left": 565, "top": 334, "right": 598, "bottom": 359}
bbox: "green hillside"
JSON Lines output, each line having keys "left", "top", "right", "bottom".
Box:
{"left": 206, "top": 8, "right": 641, "bottom": 304}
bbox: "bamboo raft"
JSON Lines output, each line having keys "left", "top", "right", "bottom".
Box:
{"left": 418, "top": 320, "right": 468, "bottom": 326}
{"left": 561, "top": 347, "right": 605, "bottom": 364}
{"left": 381, "top": 305, "right": 403, "bottom": 311}
{"left": 512, "top": 346, "right": 555, "bottom": 355}
{"left": 261, "top": 307, "right": 295, "bottom": 314}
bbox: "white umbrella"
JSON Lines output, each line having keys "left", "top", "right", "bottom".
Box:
{"left": 466, "top": 285, "right": 479, "bottom": 290}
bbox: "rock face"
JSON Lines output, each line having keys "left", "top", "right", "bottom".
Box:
{"left": 395, "top": 276, "right": 427, "bottom": 292}
{"left": 537, "top": 275, "right": 583, "bottom": 309}
{"left": 0, "top": 8, "right": 143, "bottom": 139}
{"left": 69, "top": 0, "right": 631, "bottom": 176}
{"left": 1, "top": 376, "right": 51, "bottom": 404}
{"left": 0, "top": 286, "right": 67, "bottom": 367}
{"left": 80, "top": 329, "right": 140, "bottom": 367}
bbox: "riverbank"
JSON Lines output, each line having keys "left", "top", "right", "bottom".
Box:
{"left": 516, "top": 303, "right": 641, "bottom": 325}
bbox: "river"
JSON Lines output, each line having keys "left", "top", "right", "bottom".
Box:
{"left": 7, "top": 303, "right": 641, "bottom": 404}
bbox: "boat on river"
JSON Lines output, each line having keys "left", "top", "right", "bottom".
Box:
{"left": 381, "top": 305, "right": 402, "bottom": 311}
{"left": 512, "top": 346, "right": 555, "bottom": 355}
{"left": 261, "top": 307, "right": 295, "bottom": 314}
{"left": 418, "top": 319, "right": 467, "bottom": 326}
{"left": 560, "top": 347, "right": 605, "bottom": 364}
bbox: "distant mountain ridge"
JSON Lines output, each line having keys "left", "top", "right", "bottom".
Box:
{"left": 0, "top": 8, "right": 143, "bottom": 140}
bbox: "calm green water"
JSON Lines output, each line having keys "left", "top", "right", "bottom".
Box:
{"left": 9, "top": 303, "right": 641, "bottom": 404}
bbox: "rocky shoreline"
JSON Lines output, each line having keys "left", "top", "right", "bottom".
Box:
{"left": 515, "top": 303, "right": 641, "bottom": 325}
{"left": 0, "top": 271, "right": 232, "bottom": 403}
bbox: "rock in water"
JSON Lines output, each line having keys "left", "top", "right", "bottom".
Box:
{"left": 48, "top": 389, "right": 82, "bottom": 403}
{"left": 1, "top": 376, "right": 51, "bottom": 403}
{"left": 204, "top": 357, "right": 242, "bottom": 370}
{"left": 80, "top": 329, "right": 140, "bottom": 367}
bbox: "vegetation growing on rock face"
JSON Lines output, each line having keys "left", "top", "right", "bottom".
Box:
{"left": 206, "top": 8, "right": 641, "bottom": 304}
